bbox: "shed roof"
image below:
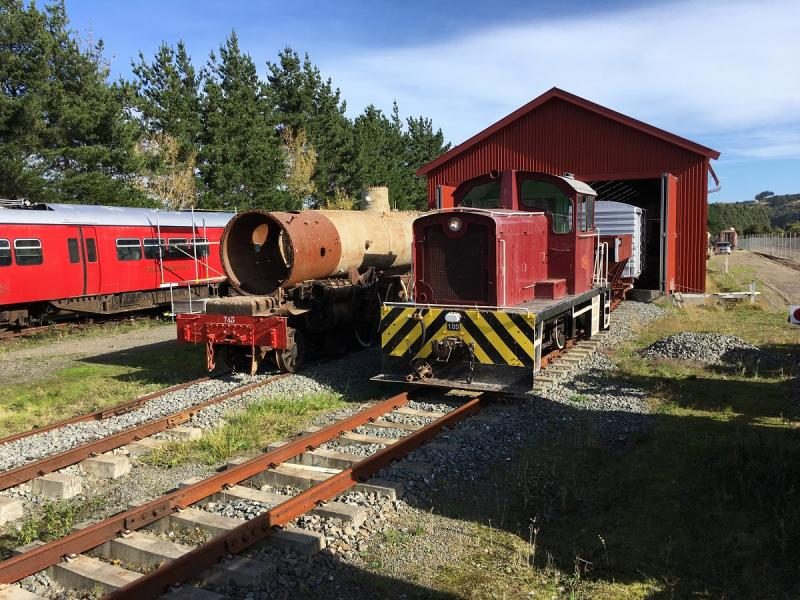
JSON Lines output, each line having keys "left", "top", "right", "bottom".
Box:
{"left": 418, "top": 87, "right": 720, "bottom": 176}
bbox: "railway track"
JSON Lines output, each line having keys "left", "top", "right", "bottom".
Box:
{"left": 0, "top": 392, "right": 480, "bottom": 598}
{"left": 0, "top": 372, "right": 285, "bottom": 492}
{"left": 0, "top": 331, "right": 609, "bottom": 597}
{"left": 0, "top": 315, "right": 161, "bottom": 343}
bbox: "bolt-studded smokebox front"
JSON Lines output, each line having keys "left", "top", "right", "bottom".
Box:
{"left": 373, "top": 303, "right": 542, "bottom": 393}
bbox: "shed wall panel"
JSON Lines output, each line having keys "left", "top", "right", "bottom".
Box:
{"left": 425, "top": 98, "right": 710, "bottom": 293}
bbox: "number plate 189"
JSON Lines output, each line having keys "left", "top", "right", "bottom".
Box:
{"left": 446, "top": 322, "right": 461, "bottom": 331}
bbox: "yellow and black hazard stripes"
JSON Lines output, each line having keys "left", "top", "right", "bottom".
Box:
{"left": 379, "top": 304, "right": 537, "bottom": 368}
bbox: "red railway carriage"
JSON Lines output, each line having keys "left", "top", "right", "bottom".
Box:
{"left": 375, "top": 170, "right": 635, "bottom": 393}
{"left": 0, "top": 203, "right": 232, "bottom": 327}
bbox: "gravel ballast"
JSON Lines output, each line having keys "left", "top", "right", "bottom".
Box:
{"left": 641, "top": 331, "right": 772, "bottom": 367}
{"left": 13, "top": 300, "right": 674, "bottom": 599}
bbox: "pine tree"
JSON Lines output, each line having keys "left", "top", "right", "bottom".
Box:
{"left": 130, "top": 41, "right": 201, "bottom": 159}
{"left": 266, "top": 48, "right": 355, "bottom": 205}
{"left": 198, "top": 32, "right": 285, "bottom": 210}
{"left": 353, "top": 102, "right": 414, "bottom": 210}
{"left": 0, "top": 0, "right": 147, "bottom": 205}
{"left": 404, "top": 115, "right": 450, "bottom": 210}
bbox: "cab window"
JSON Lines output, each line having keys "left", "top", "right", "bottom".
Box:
{"left": 576, "top": 195, "right": 595, "bottom": 232}
{"left": 14, "top": 239, "right": 43, "bottom": 265}
{"left": 0, "top": 239, "right": 10, "bottom": 266}
{"left": 116, "top": 238, "right": 142, "bottom": 261}
{"left": 457, "top": 180, "right": 501, "bottom": 209}
{"left": 519, "top": 179, "right": 573, "bottom": 233}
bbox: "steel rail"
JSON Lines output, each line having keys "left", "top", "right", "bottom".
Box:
{"left": 0, "top": 373, "right": 279, "bottom": 492}
{"left": 107, "top": 394, "right": 482, "bottom": 599}
{"left": 0, "top": 376, "right": 218, "bottom": 446}
{"left": 0, "top": 392, "right": 411, "bottom": 583}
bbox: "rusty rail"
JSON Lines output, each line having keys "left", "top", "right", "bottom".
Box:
{"left": 0, "top": 376, "right": 218, "bottom": 446}
{"left": 107, "top": 394, "right": 482, "bottom": 599}
{"left": 0, "top": 373, "right": 278, "bottom": 492}
{"left": 0, "top": 392, "right": 413, "bottom": 583}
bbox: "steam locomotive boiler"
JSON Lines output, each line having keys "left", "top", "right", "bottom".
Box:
{"left": 374, "top": 170, "right": 636, "bottom": 394}
{"left": 177, "top": 189, "right": 416, "bottom": 374}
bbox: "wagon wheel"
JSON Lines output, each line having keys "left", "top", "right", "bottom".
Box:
{"left": 275, "top": 328, "right": 305, "bottom": 373}
{"left": 354, "top": 291, "right": 382, "bottom": 348}
{"left": 551, "top": 325, "right": 566, "bottom": 350}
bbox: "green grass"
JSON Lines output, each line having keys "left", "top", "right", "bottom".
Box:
{"left": 142, "top": 391, "right": 346, "bottom": 467}
{"left": 404, "top": 265, "right": 800, "bottom": 599}
{"left": 0, "top": 344, "right": 206, "bottom": 437}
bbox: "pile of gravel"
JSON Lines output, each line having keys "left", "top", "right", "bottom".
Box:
{"left": 641, "top": 332, "right": 769, "bottom": 367}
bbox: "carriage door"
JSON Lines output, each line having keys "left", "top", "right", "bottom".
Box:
{"left": 79, "top": 226, "right": 101, "bottom": 295}
{"left": 660, "top": 173, "right": 678, "bottom": 294}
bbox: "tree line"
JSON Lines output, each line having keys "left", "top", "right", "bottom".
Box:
{"left": 708, "top": 190, "right": 800, "bottom": 235}
{"left": 0, "top": 0, "right": 450, "bottom": 211}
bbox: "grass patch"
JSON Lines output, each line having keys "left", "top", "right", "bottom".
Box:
{"left": 0, "top": 344, "right": 205, "bottom": 437}
{"left": 421, "top": 280, "right": 800, "bottom": 597}
{"left": 142, "top": 391, "right": 346, "bottom": 468}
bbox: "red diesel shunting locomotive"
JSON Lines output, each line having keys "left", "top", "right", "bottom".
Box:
{"left": 0, "top": 202, "right": 232, "bottom": 328}
{"left": 375, "top": 170, "right": 638, "bottom": 393}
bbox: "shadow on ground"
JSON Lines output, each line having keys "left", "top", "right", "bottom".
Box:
{"left": 79, "top": 339, "right": 209, "bottom": 384}
{"left": 413, "top": 369, "right": 800, "bottom": 598}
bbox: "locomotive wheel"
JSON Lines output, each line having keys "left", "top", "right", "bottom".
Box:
{"left": 354, "top": 292, "right": 381, "bottom": 348}
{"left": 551, "top": 325, "right": 566, "bottom": 350}
{"left": 275, "top": 328, "right": 305, "bottom": 373}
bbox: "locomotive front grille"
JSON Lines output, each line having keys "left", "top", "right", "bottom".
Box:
{"left": 423, "top": 222, "right": 489, "bottom": 304}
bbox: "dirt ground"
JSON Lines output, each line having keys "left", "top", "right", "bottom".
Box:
{"left": 0, "top": 323, "right": 177, "bottom": 386}
{"left": 711, "top": 250, "right": 800, "bottom": 309}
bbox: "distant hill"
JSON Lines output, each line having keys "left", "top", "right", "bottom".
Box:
{"left": 759, "top": 193, "right": 800, "bottom": 228}
{"left": 707, "top": 202, "right": 771, "bottom": 235}
{"left": 708, "top": 192, "right": 800, "bottom": 234}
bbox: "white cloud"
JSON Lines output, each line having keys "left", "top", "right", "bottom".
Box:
{"left": 320, "top": 0, "right": 800, "bottom": 156}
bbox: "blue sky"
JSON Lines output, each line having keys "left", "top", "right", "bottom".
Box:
{"left": 64, "top": 0, "right": 800, "bottom": 202}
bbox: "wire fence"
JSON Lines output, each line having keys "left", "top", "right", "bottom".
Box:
{"left": 739, "top": 234, "right": 800, "bottom": 263}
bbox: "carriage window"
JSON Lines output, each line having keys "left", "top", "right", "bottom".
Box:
{"left": 0, "top": 240, "right": 10, "bottom": 266}
{"left": 457, "top": 180, "right": 501, "bottom": 209}
{"left": 167, "top": 238, "right": 190, "bottom": 259}
{"left": 67, "top": 238, "right": 80, "bottom": 263}
{"left": 14, "top": 239, "right": 43, "bottom": 265}
{"left": 116, "top": 238, "right": 142, "bottom": 261}
{"left": 143, "top": 238, "right": 166, "bottom": 259}
{"left": 190, "top": 237, "right": 210, "bottom": 258}
{"left": 85, "top": 238, "right": 97, "bottom": 262}
{"left": 519, "top": 180, "right": 573, "bottom": 233}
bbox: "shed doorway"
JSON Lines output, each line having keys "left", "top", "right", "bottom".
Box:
{"left": 589, "top": 174, "right": 677, "bottom": 293}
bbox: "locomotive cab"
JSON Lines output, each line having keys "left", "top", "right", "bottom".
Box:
{"left": 374, "top": 170, "right": 615, "bottom": 394}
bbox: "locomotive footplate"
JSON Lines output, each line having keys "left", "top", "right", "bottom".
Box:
{"left": 374, "top": 304, "right": 542, "bottom": 394}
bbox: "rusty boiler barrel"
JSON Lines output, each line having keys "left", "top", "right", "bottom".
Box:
{"left": 220, "top": 209, "right": 415, "bottom": 296}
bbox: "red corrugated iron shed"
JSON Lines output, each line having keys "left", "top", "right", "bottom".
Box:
{"left": 418, "top": 87, "right": 720, "bottom": 293}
